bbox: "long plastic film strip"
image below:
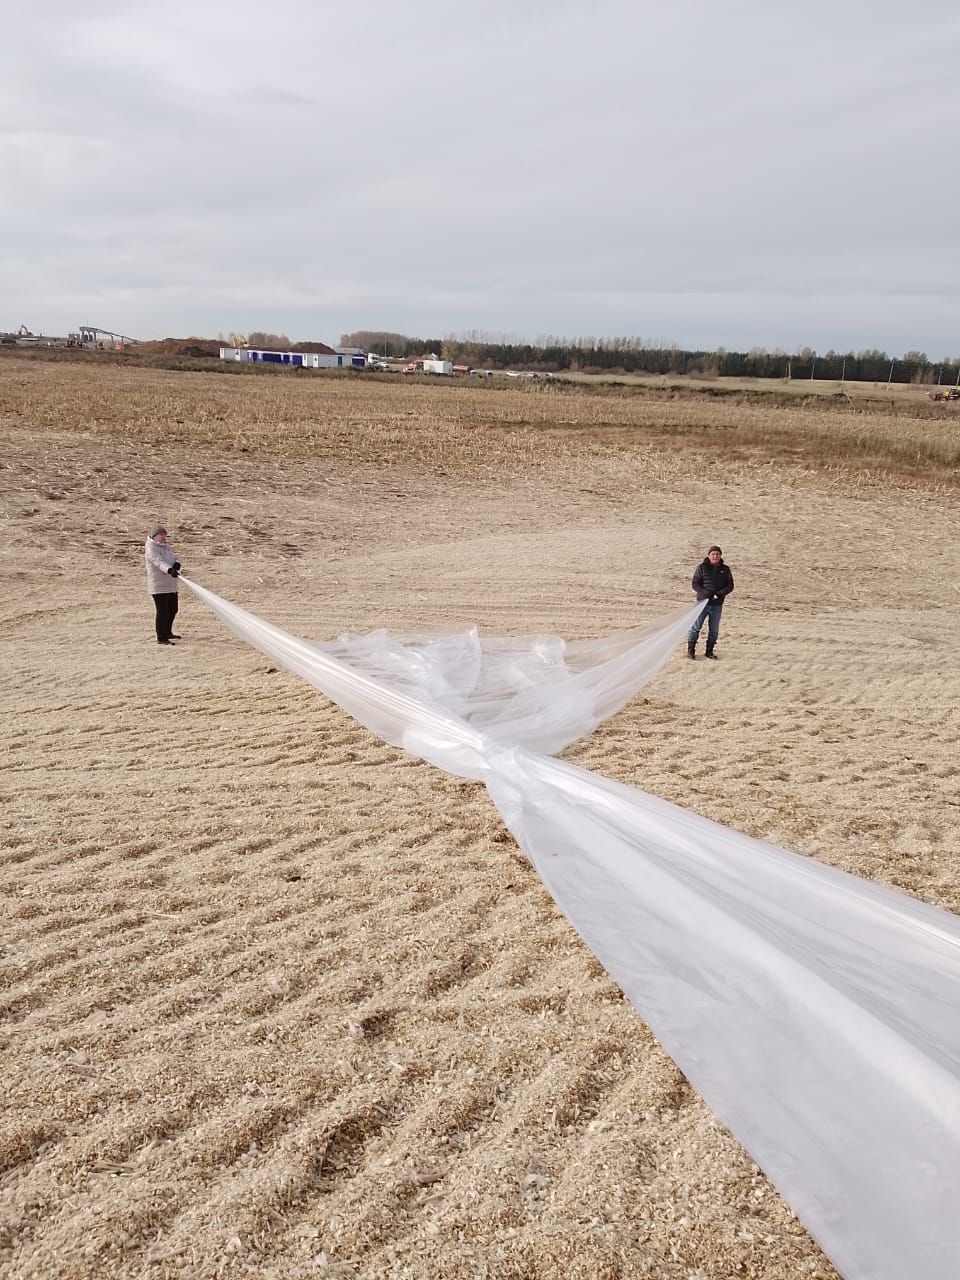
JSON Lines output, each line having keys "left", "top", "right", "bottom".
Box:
{"left": 183, "top": 577, "right": 960, "bottom": 1280}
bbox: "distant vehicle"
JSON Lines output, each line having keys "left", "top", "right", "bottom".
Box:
{"left": 422, "top": 359, "right": 453, "bottom": 376}
{"left": 930, "top": 387, "right": 960, "bottom": 402}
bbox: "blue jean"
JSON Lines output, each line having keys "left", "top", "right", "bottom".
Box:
{"left": 688, "top": 601, "right": 722, "bottom": 647}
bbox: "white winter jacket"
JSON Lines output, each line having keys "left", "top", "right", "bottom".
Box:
{"left": 145, "top": 537, "right": 179, "bottom": 594}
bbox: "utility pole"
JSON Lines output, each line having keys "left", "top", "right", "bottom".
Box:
{"left": 887, "top": 358, "right": 895, "bottom": 387}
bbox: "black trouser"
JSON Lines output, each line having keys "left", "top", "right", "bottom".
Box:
{"left": 152, "top": 592, "right": 179, "bottom": 641}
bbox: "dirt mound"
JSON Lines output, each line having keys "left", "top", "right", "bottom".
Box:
{"left": 292, "top": 340, "right": 337, "bottom": 354}
{"left": 136, "top": 337, "right": 222, "bottom": 357}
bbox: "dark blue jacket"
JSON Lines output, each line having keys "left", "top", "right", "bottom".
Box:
{"left": 692, "top": 557, "right": 734, "bottom": 602}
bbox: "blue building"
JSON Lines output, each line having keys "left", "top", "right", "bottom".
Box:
{"left": 219, "top": 347, "right": 366, "bottom": 369}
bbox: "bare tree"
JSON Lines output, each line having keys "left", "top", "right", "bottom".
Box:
{"left": 247, "top": 332, "right": 291, "bottom": 350}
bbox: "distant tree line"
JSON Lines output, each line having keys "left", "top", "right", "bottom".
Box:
{"left": 340, "top": 330, "right": 444, "bottom": 358}
{"left": 243, "top": 331, "right": 292, "bottom": 350}
{"left": 343, "top": 330, "right": 960, "bottom": 385}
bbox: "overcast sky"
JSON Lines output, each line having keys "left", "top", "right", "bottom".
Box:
{"left": 2, "top": 0, "right": 958, "bottom": 355}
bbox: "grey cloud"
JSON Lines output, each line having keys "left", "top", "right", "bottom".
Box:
{"left": 1, "top": 0, "right": 959, "bottom": 352}
{"left": 245, "top": 86, "right": 317, "bottom": 107}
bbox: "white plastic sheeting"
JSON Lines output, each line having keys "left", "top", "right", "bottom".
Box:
{"left": 487, "top": 749, "right": 960, "bottom": 1280}
{"left": 182, "top": 577, "right": 960, "bottom": 1280}
{"left": 183, "top": 579, "right": 700, "bottom": 777}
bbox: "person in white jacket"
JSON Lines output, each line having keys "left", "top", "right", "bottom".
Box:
{"left": 144, "top": 524, "right": 182, "bottom": 645}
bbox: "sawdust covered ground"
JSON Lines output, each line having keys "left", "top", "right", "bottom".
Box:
{"left": 1, "top": 359, "right": 958, "bottom": 1279}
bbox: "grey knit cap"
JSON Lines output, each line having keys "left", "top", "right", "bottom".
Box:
{"left": 149, "top": 523, "right": 167, "bottom": 537}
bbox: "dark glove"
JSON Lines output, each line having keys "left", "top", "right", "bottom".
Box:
{"left": 168, "top": 566, "right": 180, "bottom": 579}
{"left": 711, "top": 594, "right": 721, "bottom": 603}
{"left": 173, "top": 561, "right": 181, "bottom": 571}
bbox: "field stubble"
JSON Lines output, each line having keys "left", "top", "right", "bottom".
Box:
{"left": 2, "top": 355, "right": 959, "bottom": 484}
{"left": 1, "top": 357, "right": 958, "bottom": 1279}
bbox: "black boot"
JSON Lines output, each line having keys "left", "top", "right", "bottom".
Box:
{"left": 687, "top": 641, "right": 696, "bottom": 660}
{"left": 705, "top": 643, "right": 718, "bottom": 659}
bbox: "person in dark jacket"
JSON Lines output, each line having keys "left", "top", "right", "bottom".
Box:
{"left": 687, "top": 545, "right": 734, "bottom": 660}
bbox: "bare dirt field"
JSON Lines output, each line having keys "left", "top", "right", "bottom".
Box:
{"left": 2, "top": 357, "right": 958, "bottom": 1279}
